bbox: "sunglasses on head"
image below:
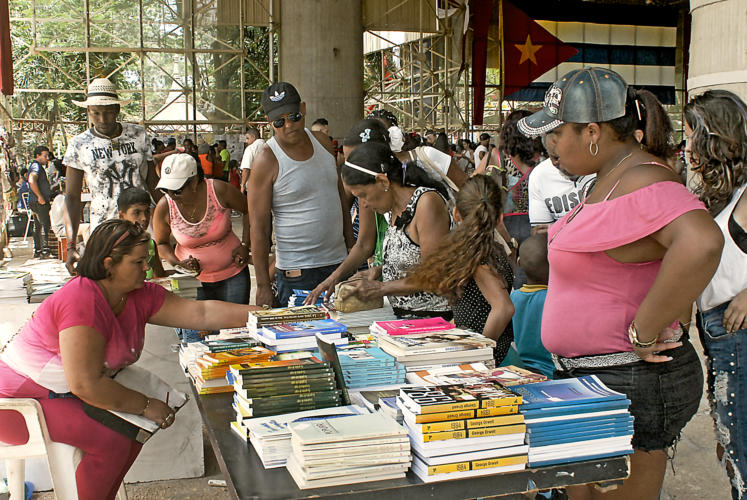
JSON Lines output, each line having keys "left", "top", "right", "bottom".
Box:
{"left": 272, "top": 112, "right": 303, "bottom": 129}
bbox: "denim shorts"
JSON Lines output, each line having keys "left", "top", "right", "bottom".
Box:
{"left": 275, "top": 264, "right": 340, "bottom": 307}
{"left": 555, "top": 339, "right": 703, "bottom": 452}
{"left": 699, "top": 302, "right": 747, "bottom": 500}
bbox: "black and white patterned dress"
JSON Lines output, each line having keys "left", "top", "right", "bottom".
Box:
{"left": 382, "top": 187, "right": 452, "bottom": 317}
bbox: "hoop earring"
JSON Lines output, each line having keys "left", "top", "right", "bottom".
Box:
{"left": 589, "top": 142, "right": 599, "bottom": 157}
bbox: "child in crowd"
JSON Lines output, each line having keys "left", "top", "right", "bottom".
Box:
{"left": 117, "top": 187, "right": 168, "bottom": 278}
{"left": 228, "top": 159, "right": 241, "bottom": 189}
{"left": 408, "top": 175, "right": 515, "bottom": 363}
{"left": 509, "top": 233, "right": 554, "bottom": 378}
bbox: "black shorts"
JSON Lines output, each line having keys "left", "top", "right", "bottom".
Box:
{"left": 555, "top": 340, "right": 703, "bottom": 452}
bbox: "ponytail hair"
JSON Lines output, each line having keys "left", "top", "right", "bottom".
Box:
{"left": 685, "top": 89, "right": 747, "bottom": 215}
{"left": 604, "top": 87, "right": 675, "bottom": 160}
{"left": 407, "top": 175, "right": 512, "bottom": 300}
{"left": 342, "top": 141, "right": 449, "bottom": 200}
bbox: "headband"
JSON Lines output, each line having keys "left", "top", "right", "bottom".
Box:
{"left": 344, "top": 161, "right": 380, "bottom": 177}
{"left": 112, "top": 229, "right": 131, "bottom": 248}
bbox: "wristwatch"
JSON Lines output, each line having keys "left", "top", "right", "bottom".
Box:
{"left": 628, "top": 321, "right": 658, "bottom": 348}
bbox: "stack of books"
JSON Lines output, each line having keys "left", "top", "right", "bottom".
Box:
{"left": 286, "top": 412, "right": 411, "bottom": 489}
{"left": 251, "top": 319, "right": 349, "bottom": 353}
{"left": 0, "top": 270, "right": 32, "bottom": 303}
{"left": 370, "top": 317, "right": 454, "bottom": 336}
{"left": 398, "top": 384, "right": 529, "bottom": 482}
{"left": 376, "top": 328, "right": 496, "bottom": 372}
{"left": 512, "top": 375, "right": 634, "bottom": 467}
{"left": 247, "top": 305, "right": 328, "bottom": 334}
{"left": 149, "top": 272, "right": 201, "bottom": 299}
{"left": 406, "top": 364, "right": 547, "bottom": 386}
{"left": 239, "top": 405, "right": 366, "bottom": 468}
{"left": 15, "top": 259, "right": 71, "bottom": 303}
{"left": 336, "top": 347, "right": 405, "bottom": 389}
{"left": 287, "top": 289, "right": 325, "bottom": 307}
{"left": 178, "top": 337, "right": 258, "bottom": 372}
{"left": 188, "top": 346, "right": 274, "bottom": 394}
{"left": 229, "top": 358, "right": 343, "bottom": 426}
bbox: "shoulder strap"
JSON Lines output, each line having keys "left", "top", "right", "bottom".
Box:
{"left": 414, "top": 147, "right": 459, "bottom": 192}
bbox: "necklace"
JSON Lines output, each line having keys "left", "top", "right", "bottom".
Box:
{"left": 595, "top": 151, "right": 634, "bottom": 188}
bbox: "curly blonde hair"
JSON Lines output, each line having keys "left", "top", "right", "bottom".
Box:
{"left": 407, "top": 175, "right": 511, "bottom": 301}
{"left": 685, "top": 90, "right": 747, "bottom": 215}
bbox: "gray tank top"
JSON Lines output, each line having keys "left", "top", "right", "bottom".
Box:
{"left": 267, "top": 129, "right": 347, "bottom": 270}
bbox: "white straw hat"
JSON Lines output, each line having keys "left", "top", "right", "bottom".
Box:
{"left": 72, "top": 77, "right": 132, "bottom": 107}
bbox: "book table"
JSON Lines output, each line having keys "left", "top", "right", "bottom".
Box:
{"left": 191, "top": 386, "right": 630, "bottom": 500}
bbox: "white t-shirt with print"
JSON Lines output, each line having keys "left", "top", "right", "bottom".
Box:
{"left": 474, "top": 144, "right": 489, "bottom": 161}
{"left": 239, "top": 138, "right": 266, "bottom": 170}
{"left": 63, "top": 123, "right": 153, "bottom": 229}
{"left": 528, "top": 158, "right": 595, "bottom": 226}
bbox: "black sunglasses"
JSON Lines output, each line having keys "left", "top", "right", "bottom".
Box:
{"left": 159, "top": 182, "right": 188, "bottom": 196}
{"left": 272, "top": 112, "right": 304, "bottom": 129}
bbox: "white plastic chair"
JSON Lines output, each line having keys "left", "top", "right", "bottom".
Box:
{"left": 19, "top": 192, "right": 34, "bottom": 243}
{"left": 0, "top": 398, "right": 128, "bottom": 500}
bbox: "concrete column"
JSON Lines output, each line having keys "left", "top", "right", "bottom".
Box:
{"left": 688, "top": 0, "right": 747, "bottom": 100}
{"left": 277, "top": 0, "right": 363, "bottom": 140}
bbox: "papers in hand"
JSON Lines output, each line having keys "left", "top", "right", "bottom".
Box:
{"left": 82, "top": 365, "right": 189, "bottom": 443}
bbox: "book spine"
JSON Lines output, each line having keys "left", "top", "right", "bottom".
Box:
{"left": 236, "top": 383, "right": 337, "bottom": 398}
{"left": 476, "top": 406, "right": 519, "bottom": 417}
{"left": 233, "top": 363, "right": 331, "bottom": 376}
{"left": 418, "top": 414, "right": 524, "bottom": 433}
{"left": 236, "top": 369, "right": 334, "bottom": 385}
{"left": 416, "top": 400, "right": 480, "bottom": 414}
{"left": 421, "top": 424, "right": 526, "bottom": 442}
{"left": 426, "top": 455, "right": 527, "bottom": 475}
{"left": 480, "top": 396, "right": 522, "bottom": 408}
{"left": 243, "top": 391, "right": 342, "bottom": 408}
{"left": 413, "top": 409, "right": 477, "bottom": 423}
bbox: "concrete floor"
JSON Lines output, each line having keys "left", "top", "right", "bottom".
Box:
{"left": 1, "top": 227, "right": 734, "bottom": 500}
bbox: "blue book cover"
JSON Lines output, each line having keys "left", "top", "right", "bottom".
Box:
{"left": 261, "top": 319, "right": 346, "bottom": 340}
{"left": 522, "top": 399, "right": 630, "bottom": 419}
{"left": 336, "top": 347, "right": 398, "bottom": 367}
{"left": 529, "top": 449, "right": 634, "bottom": 468}
{"left": 526, "top": 414, "right": 633, "bottom": 431}
{"left": 528, "top": 424, "right": 634, "bottom": 446}
{"left": 513, "top": 375, "right": 627, "bottom": 410}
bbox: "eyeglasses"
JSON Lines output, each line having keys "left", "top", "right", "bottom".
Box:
{"left": 272, "top": 112, "right": 304, "bottom": 129}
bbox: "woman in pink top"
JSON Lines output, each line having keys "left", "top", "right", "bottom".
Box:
{"left": 0, "top": 220, "right": 260, "bottom": 500}
{"left": 153, "top": 154, "right": 250, "bottom": 342}
{"left": 519, "top": 68, "right": 723, "bottom": 500}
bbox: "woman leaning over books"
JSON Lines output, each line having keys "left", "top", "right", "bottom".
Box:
{"left": 0, "top": 219, "right": 260, "bottom": 500}
{"left": 686, "top": 90, "right": 747, "bottom": 500}
{"left": 518, "top": 67, "right": 723, "bottom": 500}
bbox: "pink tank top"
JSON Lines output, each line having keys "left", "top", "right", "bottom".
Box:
{"left": 167, "top": 179, "right": 244, "bottom": 283}
{"left": 543, "top": 180, "right": 706, "bottom": 358}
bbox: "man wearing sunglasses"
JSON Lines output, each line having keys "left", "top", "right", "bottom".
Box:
{"left": 248, "top": 82, "right": 353, "bottom": 307}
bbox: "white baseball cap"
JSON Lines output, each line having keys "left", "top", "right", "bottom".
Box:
{"left": 156, "top": 154, "right": 198, "bottom": 191}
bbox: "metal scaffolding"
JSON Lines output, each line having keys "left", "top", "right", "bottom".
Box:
{"left": 7, "top": 0, "right": 277, "bottom": 152}
{"left": 363, "top": 0, "right": 479, "bottom": 136}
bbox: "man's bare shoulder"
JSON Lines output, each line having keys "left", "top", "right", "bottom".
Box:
{"left": 251, "top": 143, "right": 279, "bottom": 181}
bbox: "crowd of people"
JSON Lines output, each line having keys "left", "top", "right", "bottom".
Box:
{"left": 0, "top": 69, "right": 746, "bottom": 500}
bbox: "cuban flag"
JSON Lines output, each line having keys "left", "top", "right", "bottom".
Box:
{"left": 504, "top": 2, "right": 679, "bottom": 104}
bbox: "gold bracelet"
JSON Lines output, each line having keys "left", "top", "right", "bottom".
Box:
{"left": 140, "top": 397, "right": 151, "bottom": 416}
{"left": 628, "top": 321, "right": 658, "bottom": 348}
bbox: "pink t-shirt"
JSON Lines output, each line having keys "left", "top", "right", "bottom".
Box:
{"left": 542, "top": 181, "right": 706, "bottom": 358}
{"left": 0, "top": 277, "right": 166, "bottom": 397}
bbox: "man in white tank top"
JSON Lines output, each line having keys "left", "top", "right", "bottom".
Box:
{"left": 248, "top": 82, "right": 353, "bottom": 307}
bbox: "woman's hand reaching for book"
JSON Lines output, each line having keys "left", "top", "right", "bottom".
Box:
{"left": 344, "top": 278, "right": 384, "bottom": 302}
{"left": 143, "top": 398, "right": 176, "bottom": 428}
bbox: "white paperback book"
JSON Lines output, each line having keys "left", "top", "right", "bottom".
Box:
{"left": 289, "top": 412, "right": 406, "bottom": 446}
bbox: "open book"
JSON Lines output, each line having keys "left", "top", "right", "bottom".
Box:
{"left": 82, "top": 365, "right": 189, "bottom": 444}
